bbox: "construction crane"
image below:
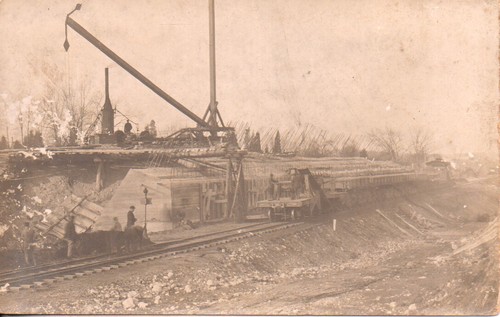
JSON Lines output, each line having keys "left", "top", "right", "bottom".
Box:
{"left": 64, "top": 2, "right": 234, "bottom": 146}
{"left": 63, "top": 3, "right": 247, "bottom": 221}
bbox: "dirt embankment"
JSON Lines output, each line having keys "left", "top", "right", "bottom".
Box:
{"left": 0, "top": 163, "right": 126, "bottom": 265}
{"left": 0, "top": 178, "right": 497, "bottom": 315}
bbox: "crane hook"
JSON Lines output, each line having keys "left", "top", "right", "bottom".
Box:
{"left": 64, "top": 4, "right": 82, "bottom": 52}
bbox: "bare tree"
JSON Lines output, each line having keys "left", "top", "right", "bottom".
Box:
{"left": 368, "top": 127, "right": 405, "bottom": 162}
{"left": 339, "top": 140, "right": 359, "bottom": 157}
{"left": 409, "top": 126, "right": 433, "bottom": 167}
{"left": 27, "top": 58, "right": 102, "bottom": 145}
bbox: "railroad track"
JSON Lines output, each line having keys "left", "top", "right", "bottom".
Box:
{"left": 0, "top": 221, "right": 274, "bottom": 279}
{"left": 0, "top": 221, "right": 311, "bottom": 293}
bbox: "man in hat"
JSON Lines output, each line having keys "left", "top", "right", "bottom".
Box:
{"left": 126, "top": 206, "right": 137, "bottom": 228}
{"left": 124, "top": 120, "right": 133, "bottom": 134}
{"left": 64, "top": 215, "right": 77, "bottom": 258}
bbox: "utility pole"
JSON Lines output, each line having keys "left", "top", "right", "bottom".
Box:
{"left": 208, "top": 0, "right": 217, "bottom": 127}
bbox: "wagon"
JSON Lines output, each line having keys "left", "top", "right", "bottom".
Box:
{"left": 256, "top": 197, "right": 314, "bottom": 221}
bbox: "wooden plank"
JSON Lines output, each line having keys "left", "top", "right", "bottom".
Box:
{"left": 425, "top": 203, "right": 446, "bottom": 218}
{"left": 44, "top": 195, "right": 87, "bottom": 234}
{"left": 71, "top": 194, "right": 103, "bottom": 213}
{"left": 375, "top": 209, "right": 412, "bottom": 237}
{"left": 394, "top": 213, "right": 425, "bottom": 235}
{"left": 72, "top": 206, "right": 100, "bottom": 221}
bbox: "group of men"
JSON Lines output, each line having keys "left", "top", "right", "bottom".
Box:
{"left": 20, "top": 205, "right": 139, "bottom": 266}
{"left": 21, "top": 214, "right": 79, "bottom": 265}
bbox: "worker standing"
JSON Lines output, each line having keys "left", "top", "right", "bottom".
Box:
{"left": 109, "top": 217, "right": 123, "bottom": 253}
{"left": 126, "top": 206, "right": 137, "bottom": 228}
{"left": 64, "top": 215, "right": 77, "bottom": 259}
{"left": 124, "top": 120, "right": 133, "bottom": 134}
{"left": 112, "top": 217, "right": 122, "bottom": 231}
{"left": 21, "top": 221, "right": 36, "bottom": 266}
{"left": 267, "top": 173, "right": 277, "bottom": 200}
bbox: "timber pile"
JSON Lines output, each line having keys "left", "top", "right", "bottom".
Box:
{"left": 241, "top": 156, "right": 413, "bottom": 180}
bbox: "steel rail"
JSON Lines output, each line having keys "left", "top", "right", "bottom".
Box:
{"left": 0, "top": 221, "right": 310, "bottom": 291}
{"left": 0, "top": 221, "right": 273, "bottom": 279}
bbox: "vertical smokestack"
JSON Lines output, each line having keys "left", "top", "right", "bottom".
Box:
{"left": 105, "top": 67, "right": 110, "bottom": 100}
{"left": 101, "top": 67, "right": 114, "bottom": 134}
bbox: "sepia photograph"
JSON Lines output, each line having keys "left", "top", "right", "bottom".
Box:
{"left": 0, "top": 0, "right": 498, "bottom": 314}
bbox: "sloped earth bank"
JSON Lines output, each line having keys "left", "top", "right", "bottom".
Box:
{"left": 0, "top": 179, "right": 497, "bottom": 315}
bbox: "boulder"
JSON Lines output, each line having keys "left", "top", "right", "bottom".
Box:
{"left": 151, "top": 282, "right": 163, "bottom": 293}
{"left": 122, "top": 297, "right": 136, "bottom": 309}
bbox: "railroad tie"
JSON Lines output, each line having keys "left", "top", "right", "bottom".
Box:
{"left": 43, "top": 278, "right": 56, "bottom": 284}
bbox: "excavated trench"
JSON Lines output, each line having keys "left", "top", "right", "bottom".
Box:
{"left": 0, "top": 178, "right": 497, "bottom": 315}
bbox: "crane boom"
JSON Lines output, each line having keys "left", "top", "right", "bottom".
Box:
{"left": 65, "top": 15, "right": 209, "bottom": 127}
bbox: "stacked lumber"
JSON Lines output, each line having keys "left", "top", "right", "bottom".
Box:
{"left": 35, "top": 194, "right": 103, "bottom": 239}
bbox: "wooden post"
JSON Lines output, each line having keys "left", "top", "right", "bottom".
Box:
{"left": 95, "top": 158, "right": 105, "bottom": 191}
{"left": 238, "top": 160, "right": 247, "bottom": 222}
{"left": 199, "top": 184, "right": 205, "bottom": 224}
{"left": 232, "top": 158, "right": 247, "bottom": 223}
{"left": 225, "top": 159, "right": 233, "bottom": 218}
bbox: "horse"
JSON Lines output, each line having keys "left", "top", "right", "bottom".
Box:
{"left": 122, "top": 225, "right": 145, "bottom": 252}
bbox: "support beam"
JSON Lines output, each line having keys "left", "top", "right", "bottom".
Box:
{"left": 237, "top": 161, "right": 247, "bottom": 222}
{"left": 225, "top": 159, "right": 233, "bottom": 218}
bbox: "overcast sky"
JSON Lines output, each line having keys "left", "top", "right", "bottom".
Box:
{"left": 0, "top": 0, "right": 498, "bottom": 155}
